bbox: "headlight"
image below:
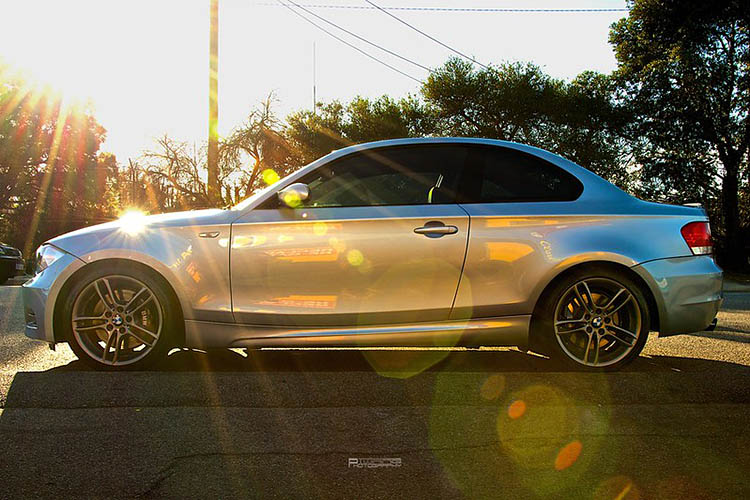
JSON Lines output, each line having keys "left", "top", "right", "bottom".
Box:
{"left": 35, "top": 245, "right": 66, "bottom": 275}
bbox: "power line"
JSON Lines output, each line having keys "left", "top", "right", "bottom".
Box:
{"left": 363, "top": 0, "right": 492, "bottom": 71}
{"left": 285, "top": 0, "right": 431, "bottom": 72}
{"left": 260, "top": 3, "right": 628, "bottom": 13}
{"left": 276, "top": 1, "right": 424, "bottom": 84}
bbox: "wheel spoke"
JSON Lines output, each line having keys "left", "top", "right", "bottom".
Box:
{"left": 112, "top": 335, "right": 122, "bottom": 364}
{"left": 123, "top": 286, "right": 148, "bottom": 312}
{"left": 603, "top": 332, "right": 635, "bottom": 347}
{"left": 72, "top": 315, "right": 106, "bottom": 323}
{"left": 605, "top": 325, "right": 637, "bottom": 347}
{"left": 93, "top": 280, "right": 114, "bottom": 311}
{"left": 605, "top": 289, "right": 632, "bottom": 315}
{"left": 128, "top": 295, "right": 154, "bottom": 315}
{"left": 102, "top": 278, "right": 121, "bottom": 306}
{"left": 608, "top": 324, "right": 637, "bottom": 339}
{"left": 129, "top": 323, "right": 158, "bottom": 340}
{"left": 592, "top": 335, "right": 600, "bottom": 364}
{"left": 574, "top": 282, "right": 595, "bottom": 313}
{"left": 557, "top": 327, "right": 587, "bottom": 335}
{"left": 74, "top": 324, "right": 108, "bottom": 332}
{"left": 555, "top": 318, "right": 586, "bottom": 327}
{"left": 581, "top": 281, "right": 597, "bottom": 309}
{"left": 102, "top": 331, "right": 116, "bottom": 362}
{"left": 583, "top": 334, "right": 594, "bottom": 363}
{"left": 127, "top": 328, "right": 154, "bottom": 347}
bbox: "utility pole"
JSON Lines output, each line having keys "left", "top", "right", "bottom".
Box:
{"left": 128, "top": 158, "right": 137, "bottom": 205}
{"left": 312, "top": 41, "right": 317, "bottom": 113}
{"left": 207, "top": 0, "right": 219, "bottom": 206}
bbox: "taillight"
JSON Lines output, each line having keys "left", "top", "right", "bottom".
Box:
{"left": 681, "top": 222, "right": 712, "bottom": 255}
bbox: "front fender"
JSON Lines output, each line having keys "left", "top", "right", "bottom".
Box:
{"left": 51, "top": 224, "right": 232, "bottom": 323}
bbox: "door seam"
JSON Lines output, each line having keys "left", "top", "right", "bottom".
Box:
{"left": 450, "top": 204, "right": 472, "bottom": 312}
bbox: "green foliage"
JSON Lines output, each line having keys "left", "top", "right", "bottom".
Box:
{"left": 423, "top": 58, "right": 632, "bottom": 188}
{"left": 284, "top": 95, "right": 436, "bottom": 164}
{"left": 0, "top": 63, "right": 113, "bottom": 256}
{"left": 610, "top": 0, "right": 749, "bottom": 268}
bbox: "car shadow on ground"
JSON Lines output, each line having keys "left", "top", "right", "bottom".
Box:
{"left": 4, "top": 346, "right": 749, "bottom": 409}
{"left": 3, "top": 347, "right": 749, "bottom": 499}
{"left": 35, "top": 339, "right": 750, "bottom": 374}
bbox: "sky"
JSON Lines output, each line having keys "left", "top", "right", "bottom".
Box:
{"left": 0, "top": 0, "right": 628, "bottom": 162}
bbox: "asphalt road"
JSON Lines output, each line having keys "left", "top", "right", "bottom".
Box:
{"left": 1, "top": 282, "right": 749, "bottom": 499}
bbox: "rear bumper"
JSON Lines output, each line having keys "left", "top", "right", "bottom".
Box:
{"left": 633, "top": 255, "right": 723, "bottom": 336}
{"left": 0, "top": 256, "right": 25, "bottom": 277}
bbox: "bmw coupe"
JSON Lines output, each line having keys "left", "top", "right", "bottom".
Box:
{"left": 22, "top": 138, "right": 723, "bottom": 370}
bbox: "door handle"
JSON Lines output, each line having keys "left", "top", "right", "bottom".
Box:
{"left": 414, "top": 224, "right": 458, "bottom": 236}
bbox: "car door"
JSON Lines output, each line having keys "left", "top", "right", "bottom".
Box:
{"left": 230, "top": 144, "right": 470, "bottom": 327}
{"left": 452, "top": 144, "right": 585, "bottom": 320}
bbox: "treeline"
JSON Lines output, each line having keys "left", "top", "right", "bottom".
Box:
{"left": 0, "top": 0, "right": 747, "bottom": 268}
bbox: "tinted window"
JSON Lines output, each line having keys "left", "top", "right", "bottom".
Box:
{"left": 459, "top": 146, "right": 583, "bottom": 203}
{"left": 296, "top": 145, "right": 466, "bottom": 208}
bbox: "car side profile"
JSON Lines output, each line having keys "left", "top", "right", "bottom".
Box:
{"left": 22, "top": 138, "right": 723, "bottom": 370}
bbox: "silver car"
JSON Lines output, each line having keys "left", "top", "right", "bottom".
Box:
{"left": 22, "top": 138, "right": 723, "bottom": 370}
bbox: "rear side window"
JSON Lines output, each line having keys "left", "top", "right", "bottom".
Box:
{"left": 296, "top": 145, "right": 466, "bottom": 207}
{"left": 459, "top": 146, "right": 583, "bottom": 203}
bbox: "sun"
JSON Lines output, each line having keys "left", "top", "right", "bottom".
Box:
{"left": 1, "top": 54, "right": 96, "bottom": 111}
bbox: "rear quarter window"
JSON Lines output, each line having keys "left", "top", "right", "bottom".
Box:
{"left": 460, "top": 146, "right": 583, "bottom": 203}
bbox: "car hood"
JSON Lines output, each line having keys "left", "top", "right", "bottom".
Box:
{"left": 47, "top": 208, "right": 238, "bottom": 257}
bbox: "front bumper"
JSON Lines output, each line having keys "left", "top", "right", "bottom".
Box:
{"left": 633, "top": 255, "right": 723, "bottom": 336}
{"left": 22, "top": 252, "right": 86, "bottom": 343}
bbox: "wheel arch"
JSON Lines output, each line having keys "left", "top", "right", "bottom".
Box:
{"left": 530, "top": 260, "right": 660, "bottom": 341}
{"left": 52, "top": 258, "right": 186, "bottom": 344}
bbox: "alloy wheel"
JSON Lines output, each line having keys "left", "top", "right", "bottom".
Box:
{"left": 71, "top": 275, "right": 163, "bottom": 366}
{"left": 553, "top": 277, "right": 642, "bottom": 368}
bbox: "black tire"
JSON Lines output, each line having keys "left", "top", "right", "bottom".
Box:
{"left": 60, "top": 262, "right": 178, "bottom": 370}
{"left": 531, "top": 265, "right": 650, "bottom": 371}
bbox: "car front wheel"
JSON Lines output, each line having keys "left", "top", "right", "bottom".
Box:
{"left": 62, "top": 265, "right": 175, "bottom": 370}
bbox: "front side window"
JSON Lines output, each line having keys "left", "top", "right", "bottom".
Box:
{"left": 460, "top": 146, "right": 583, "bottom": 203}
{"left": 297, "top": 145, "right": 466, "bottom": 208}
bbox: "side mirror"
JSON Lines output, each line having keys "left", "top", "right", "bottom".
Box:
{"left": 277, "top": 183, "right": 310, "bottom": 208}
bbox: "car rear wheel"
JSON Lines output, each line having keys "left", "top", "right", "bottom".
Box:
{"left": 534, "top": 267, "right": 650, "bottom": 370}
{"left": 62, "top": 265, "right": 175, "bottom": 370}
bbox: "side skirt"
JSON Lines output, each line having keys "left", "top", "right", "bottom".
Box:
{"left": 184, "top": 316, "right": 530, "bottom": 349}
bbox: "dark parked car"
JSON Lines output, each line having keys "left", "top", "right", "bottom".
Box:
{"left": 0, "top": 242, "right": 25, "bottom": 284}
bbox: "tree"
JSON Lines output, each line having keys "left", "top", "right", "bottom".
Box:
{"left": 285, "top": 95, "right": 436, "bottom": 164}
{"left": 0, "top": 63, "right": 112, "bottom": 254}
{"left": 142, "top": 135, "right": 212, "bottom": 210}
{"left": 610, "top": 0, "right": 749, "bottom": 268}
{"left": 422, "top": 58, "right": 632, "bottom": 187}
{"left": 222, "top": 94, "right": 296, "bottom": 198}
{"left": 285, "top": 101, "right": 348, "bottom": 164}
